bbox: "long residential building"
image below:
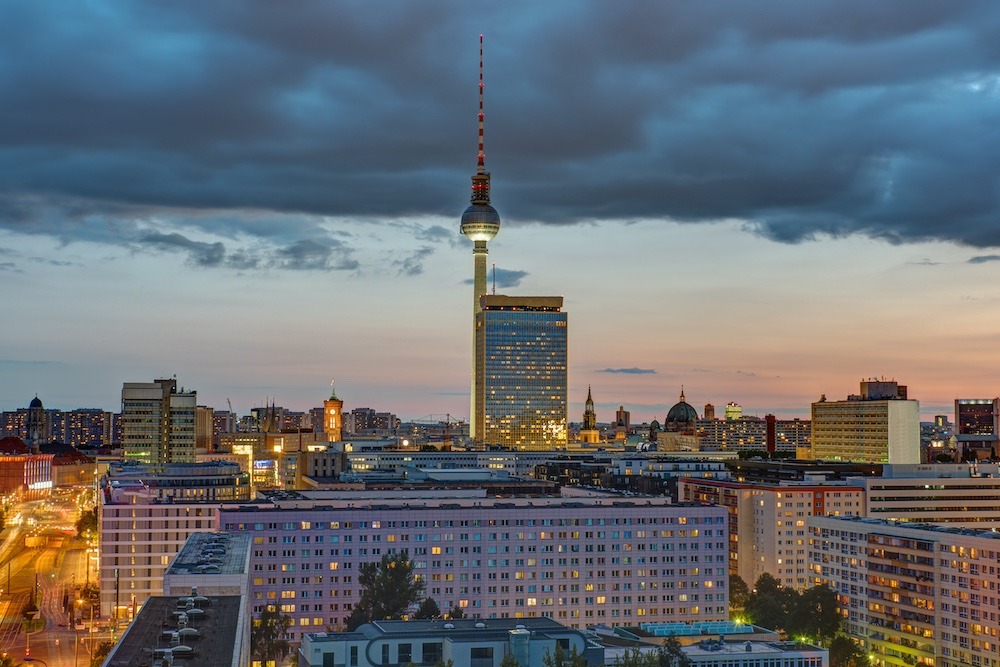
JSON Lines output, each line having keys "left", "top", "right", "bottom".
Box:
{"left": 217, "top": 492, "right": 729, "bottom": 643}
{"left": 808, "top": 515, "right": 1000, "bottom": 667}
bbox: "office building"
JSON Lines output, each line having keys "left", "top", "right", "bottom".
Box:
{"left": 299, "top": 618, "right": 600, "bottom": 667}
{"left": 810, "top": 379, "right": 920, "bottom": 464}
{"left": 475, "top": 295, "right": 568, "bottom": 449}
{"left": 808, "top": 515, "right": 1000, "bottom": 667}
{"left": 121, "top": 378, "right": 197, "bottom": 464}
{"left": 195, "top": 405, "right": 214, "bottom": 453}
{"left": 678, "top": 478, "right": 863, "bottom": 590}
{"left": 218, "top": 493, "right": 729, "bottom": 642}
{"left": 955, "top": 398, "right": 999, "bottom": 460}
{"left": 98, "top": 461, "right": 250, "bottom": 617}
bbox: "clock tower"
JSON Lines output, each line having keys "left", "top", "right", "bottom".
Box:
{"left": 323, "top": 384, "right": 344, "bottom": 443}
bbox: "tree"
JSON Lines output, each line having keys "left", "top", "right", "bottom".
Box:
{"left": 729, "top": 574, "right": 750, "bottom": 613}
{"left": 787, "top": 585, "right": 841, "bottom": 643}
{"left": 542, "top": 643, "right": 586, "bottom": 667}
{"left": 90, "top": 639, "right": 115, "bottom": 667}
{"left": 447, "top": 605, "right": 465, "bottom": 619}
{"left": 0, "top": 654, "right": 23, "bottom": 667}
{"left": 500, "top": 654, "right": 520, "bottom": 667}
{"left": 829, "top": 635, "right": 866, "bottom": 667}
{"left": 251, "top": 605, "right": 292, "bottom": 667}
{"left": 660, "top": 637, "right": 692, "bottom": 667}
{"left": 412, "top": 597, "right": 441, "bottom": 619}
{"left": 346, "top": 551, "right": 424, "bottom": 630}
{"left": 76, "top": 507, "right": 98, "bottom": 540}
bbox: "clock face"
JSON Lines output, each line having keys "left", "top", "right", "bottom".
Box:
{"left": 329, "top": 408, "right": 337, "bottom": 415}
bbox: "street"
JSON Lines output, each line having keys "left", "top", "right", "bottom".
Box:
{"left": 0, "top": 489, "right": 103, "bottom": 666}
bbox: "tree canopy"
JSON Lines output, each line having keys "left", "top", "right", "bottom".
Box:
{"left": 743, "top": 576, "right": 842, "bottom": 644}
{"left": 346, "top": 550, "right": 424, "bottom": 631}
{"left": 251, "top": 605, "right": 292, "bottom": 667}
{"left": 412, "top": 596, "right": 441, "bottom": 620}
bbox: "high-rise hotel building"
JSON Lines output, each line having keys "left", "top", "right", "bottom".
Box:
{"left": 475, "top": 295, "right": 568, "bottom": 449}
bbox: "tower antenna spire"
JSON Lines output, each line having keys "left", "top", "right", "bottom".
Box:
{"left": 469, "top": 34, "right": 491, "bottom": 205}
{"left": 478, "top": 33, "right": 486, "bottom": 174}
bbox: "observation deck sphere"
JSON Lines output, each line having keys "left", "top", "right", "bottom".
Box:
{"left": 461, "top": 203, "right": 501, "bottom": 242}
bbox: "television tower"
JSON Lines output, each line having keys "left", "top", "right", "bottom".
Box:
{"left": 461, "top": 35, "right": 500, "bottom": 438}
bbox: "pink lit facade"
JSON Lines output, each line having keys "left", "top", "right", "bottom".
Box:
{"left": 218, "top": 496, "right": 729, "bottom": 641}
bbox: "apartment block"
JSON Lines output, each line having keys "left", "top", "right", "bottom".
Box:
{"left": 217, "top": 493, "right": 729, "bottom": 643}
{"left": 808, "top": 515, "right": 1000, "bottom": 667}
{"left": 678, "top": 478, "right": 863, "bottom": 590}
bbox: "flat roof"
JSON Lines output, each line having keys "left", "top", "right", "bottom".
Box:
{"left": 103, "top": 595, "right": 241, "bottom": 667}
{"left": 306, "top": 617, "right": 575, "bottom": 644}
{"left": 684, "top": 640, "right": 823, "bottom": 657}
{"left": 164, "top": 532, "right": 250, "bottom": 577}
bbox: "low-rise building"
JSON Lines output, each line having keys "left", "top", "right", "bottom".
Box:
{"left": 298, "top": 618, "right": 600, "bottom": 667}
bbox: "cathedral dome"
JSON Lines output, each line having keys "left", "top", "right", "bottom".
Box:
{"left": 665, "top": 389, "right": 697, "bottom": 424}
{"left": 29, "top": 396, "right": 43, "bottom": 409}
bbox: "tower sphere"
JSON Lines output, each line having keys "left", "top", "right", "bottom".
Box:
{"left": 461, "top": 203, "right": 501, "bottom": 242}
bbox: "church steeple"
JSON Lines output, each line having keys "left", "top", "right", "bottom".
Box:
{"left": 582, "top": 385, "right": 597, "bottom": 432}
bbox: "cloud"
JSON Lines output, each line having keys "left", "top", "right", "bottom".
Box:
{"left": 462, "top": 267, "right": 528, "bottom": 289}
{"left": 0, "top": 0, "right": 999, "bottom": 265}
{"left": 968, "top": 255, "right": 1000, "bottom": 264}
{"left": 399, "top": 245, "right": 435, "bottom": 276}
{"left": 598, "top": 367, "right": 657, "bottom": 375}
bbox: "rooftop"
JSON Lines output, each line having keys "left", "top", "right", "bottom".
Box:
{"left": 164, "top": 532, "right": 250, "bottom": 578}
{"left": 103, "top": 594, "right": 242, "bottom": 667}
{"left": 307, "top": 617, "right": 577, "bottom": 644}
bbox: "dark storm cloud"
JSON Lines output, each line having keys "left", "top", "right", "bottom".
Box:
{"left": 2, "top": 0, "right": 1000, "bottom": 264}
{"left": 599, "top": 368, "right": 657, "bottom": 375}
{"left": 969, "top": 255, "right": 1000, "bottom": 264}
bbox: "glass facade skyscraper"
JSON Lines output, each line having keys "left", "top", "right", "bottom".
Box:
{"left": 475, "top": 295, "right": 567, "bottom": 449}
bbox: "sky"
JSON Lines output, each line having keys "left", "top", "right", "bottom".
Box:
{"left": 2, "top": 1, "right": 1000, "bottom": 422}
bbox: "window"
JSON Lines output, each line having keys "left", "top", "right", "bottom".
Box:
{"left": 423, "top": 642, "right": 443, "bottom": 664}
{"left": 399, "top": 643, "right": 412, "bottom": 663}
{"left": 349, "top": 646, "right": 358, "bottom": 667}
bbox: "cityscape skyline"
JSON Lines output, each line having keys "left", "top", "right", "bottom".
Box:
{"left": 3, "top": 3, "right": 1000, "bottom": 421}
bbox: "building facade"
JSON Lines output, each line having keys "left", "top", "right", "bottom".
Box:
{"left": 98, "top": 462, "right": 251, "bottom": 617}
{"left": 811, "top": 380, "right": 920, "bottom": 464}
{"left": 122, "top": 378, "right": 197, "bottom": 464}
{"left": 808, "top": 515, "right": 1000, "bottom": 667}
{"left": 218, "top": 494, "right": 729, "bottom": 643}
{"left": 475, "top": 295, "right": 568, "bottom": 449}
{"left": 954, "top": 398, "right": 999, "bottom": 459}
{"left": 678, "top": 478, "right": 863, "bottom": 590}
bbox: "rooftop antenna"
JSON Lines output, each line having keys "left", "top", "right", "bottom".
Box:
{"left": 492, "top": 261, "right": 496, "bottom": 294}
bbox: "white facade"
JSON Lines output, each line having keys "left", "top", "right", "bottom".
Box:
{"left": 860, "top": 463, "right": 1000, "bottom": 528}
{"left": 299, "top": 618, "right": 595, "bottom": 667}
{"left": 811, "top": 398, "right": 920, "bottom": 464}
{"left": 809, "top": 515, "right": 1000, "bottom": 667}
